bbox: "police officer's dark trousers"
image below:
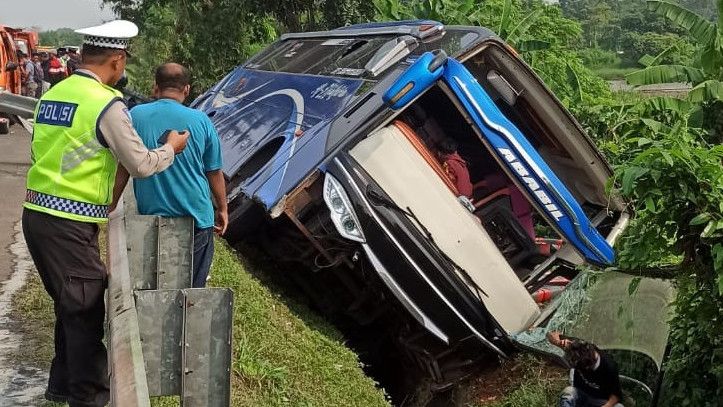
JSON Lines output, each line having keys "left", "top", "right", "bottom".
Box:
{"left": 22, "top": 208, "right": 110, "bottom": 407}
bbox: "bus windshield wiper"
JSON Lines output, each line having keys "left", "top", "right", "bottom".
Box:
{"left": 366, "top": 187, "right": 489, "bottom": 300}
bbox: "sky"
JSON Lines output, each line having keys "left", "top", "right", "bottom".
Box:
{"left": 0, "top": 0, "right": 116, "bottom": 31}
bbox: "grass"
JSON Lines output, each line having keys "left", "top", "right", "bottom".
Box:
{"left": 469, "top": 354, "right": 568, "bottom": 407}
{"left": 10, "top": 234, "right": 388, "bottom": 406}
{"left": 197, "top": 240, "right": 388, "bottom": 406}
{"left": 10, "top": 271, "right": 56, "bottom": 371}
{"left": 593, "top": 66, "right": 639, "bottom": 81}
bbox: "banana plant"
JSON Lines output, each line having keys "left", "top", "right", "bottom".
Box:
{"left": 626, "top": 0, "right": 723, "bottom": 104}
{"left": 499, "top": 0, "right": 548, "bottom": 51}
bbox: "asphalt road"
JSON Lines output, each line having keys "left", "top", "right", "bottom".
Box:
{"left": 0, "top": 124, "right": 30, "bottom": 282}
{"left": 0, "top": 124, "right": 47, "bottom": 406}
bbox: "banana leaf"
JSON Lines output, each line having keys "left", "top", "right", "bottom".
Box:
{"left": 626, "top": 65, "right": 705, "bottom": 86}
{"left": 688, "top": 80, "right": 723, "bottom": 103}
{"left": 647, "top": 0, "right": 717, "bottom": 46}
{"left": 506, "top": 8, "right": 543, "bottom": 43}
{"left": 498, "top": 0, "right": 512, "bottom": 39}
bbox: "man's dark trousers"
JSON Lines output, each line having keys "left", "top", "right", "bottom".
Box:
{"left": 192, "top": 227, "right": 215, "bottom": 288}
{"left": 22, "top": 209, "right": 110, "bottom": 407}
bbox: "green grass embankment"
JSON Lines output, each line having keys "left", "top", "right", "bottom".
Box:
{"left": 12, "top": 238, "right": 389, "bottom": 407}
{"left": 205, "top": 240, "right": 388, "bottom": 406}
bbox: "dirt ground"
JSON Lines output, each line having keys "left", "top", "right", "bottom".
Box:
{"left": 468, "top": 355, "right": 568, "bottom": 406}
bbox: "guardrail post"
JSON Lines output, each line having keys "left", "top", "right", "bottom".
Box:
{"left": 107, "top": 196, "right": 152, "bottom": 407}
{"left": 109, "top": 184, "right": 233, "bottom": 406}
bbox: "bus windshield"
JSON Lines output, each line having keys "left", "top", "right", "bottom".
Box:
{"left": 245, "top": 28, "right": 486, "bottom": 80}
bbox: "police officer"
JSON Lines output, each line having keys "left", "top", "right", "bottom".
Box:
{"left": 22, "top": 20, "right": 189, "bottom": 407}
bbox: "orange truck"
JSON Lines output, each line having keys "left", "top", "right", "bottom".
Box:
{"left": 0, "top": 26, "right": 22, "bottom": 94}
{"left": 9, "top": 28, "right": 39, "bottom": 57}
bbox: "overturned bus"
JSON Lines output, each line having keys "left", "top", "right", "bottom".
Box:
{"left": 192, "top": 21, "right": 631, "bottom": 386}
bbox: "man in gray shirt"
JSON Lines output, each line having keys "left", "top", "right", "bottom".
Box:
{"left": 20, "top": 52, "right": 37, "bottom": 97}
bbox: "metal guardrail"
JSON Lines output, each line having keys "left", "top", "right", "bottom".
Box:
{"left": 107, "top": 195, "right": 152, "bottom": 407}
{"left": 0, "top": 91, "right": 37, "bottom": 118}
{"left": 107, "top": 186, "right": 233, "bottom": 406}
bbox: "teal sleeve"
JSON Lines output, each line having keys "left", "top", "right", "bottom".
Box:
{"left": 203, "top": 116, "right": 222, "bottom": 172}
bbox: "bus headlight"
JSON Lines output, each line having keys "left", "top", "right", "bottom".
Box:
{"left": 323, "top": 173, "right": 365, "bottom": 243}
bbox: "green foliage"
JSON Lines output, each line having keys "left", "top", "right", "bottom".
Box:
{"left": 626, "top": 0, "right": 723, "bottom": 89}
{"left": 614, "top": 124, "right": 723, "bottom": 271}
{"left": 661, "top": 277, "right": 723, "bottom": 406}
{"left": 124, "top": 4, "right": 178, "bottom": 94}
{"left": 597, "top": 94, "right": 723, "bottom": 405}
{"left": 577, "top": 48, "right": 620, "bottom": 68}
{"left": 573, "top": 7, "right": 723, "bottom": 391}
{"left": 620, "top": 32, "right": 696, "bottom": 67}
{"left": 677, "top": 0, "right": 720, "bottom": 21}
{"left": 688, "top": 79, "right": 723, "bottom": 103}
{"left": 624, "top": 0, "right": 723, "bottom": 150}
{"left": 560, "top": 0, "right": 686, "bottom": 50}
{"left": 374, "top": 0, "right": 609, "bottom": 104}
{"left": 322, "top": 0, "right": 376, "bottom": 29}
{"left": 105, "top": 0, "right": 375, "bottom": 96}
{"left": 626, "top": 64, "right": 706, "bottom": 85}
{"left": 39, "top": 28, "right": 83, "bottom": 47}
{"left": 647, "top": 0, "right": 717, "bottom": 45}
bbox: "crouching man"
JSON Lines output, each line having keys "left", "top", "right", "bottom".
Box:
{"left": 547, "top": 331, "right": 624, "bottom": 407}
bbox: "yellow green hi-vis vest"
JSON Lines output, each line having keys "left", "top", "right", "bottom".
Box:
{"left": 25, "top": 73, "right": 123, "bottom": 223}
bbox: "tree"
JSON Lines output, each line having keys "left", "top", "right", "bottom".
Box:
{"left": 373, "top": 0, "right": 611, "bottom": 104}
{"left": 101, "top": 0, "right": 278, "bottom": 93}
{"left": 626, "top": 0, "right": 723, "bottom": 142}
{"left": 584, "top": 1, "right": 613, "bottom": 48}
{"left": 626, "top": 0, "right": 722, "bottom": 90}
{"left": 102, "top": 0, "right": 375, "bottom": 94}
{"left": 678, "top": 0, "right": 719, "bottom": 21}
{"left": 559, "top": 0, "right": 684, "bottom": 51}
{"left": 39, "top": 28, "right": 84, "bottom": 47}
{"left": 619, "top": 31, "right": 695, "bottom": 66}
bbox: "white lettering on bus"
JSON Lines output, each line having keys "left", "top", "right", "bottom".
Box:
{"left": 498, "top": 147, "right": 564, "bottom": 221}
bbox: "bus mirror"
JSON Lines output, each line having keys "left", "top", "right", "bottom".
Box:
{"left": 383, "top": 50, "right": 447, "bottom": 110}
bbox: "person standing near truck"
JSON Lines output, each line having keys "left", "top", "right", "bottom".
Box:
{"left": 128, "top": 62, "right": 227, "bottom": 288}
{"left": 47, "top": 52, "right": 66, "bottom": 87}
{"left": 19, "top": 52, "right": 37, "bottom": 97}
{"left": 31, "top": 53, "right": 44, "bottom": 97}
{"left": 66, "top": 48, "right": 80, "bottom": 75}
{"left": 22, "top": 20, "right": 189, "bottom": 407}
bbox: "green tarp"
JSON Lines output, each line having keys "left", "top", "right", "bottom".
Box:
{"left": 514, "top": 271, "right": 676, "bottom": 372}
